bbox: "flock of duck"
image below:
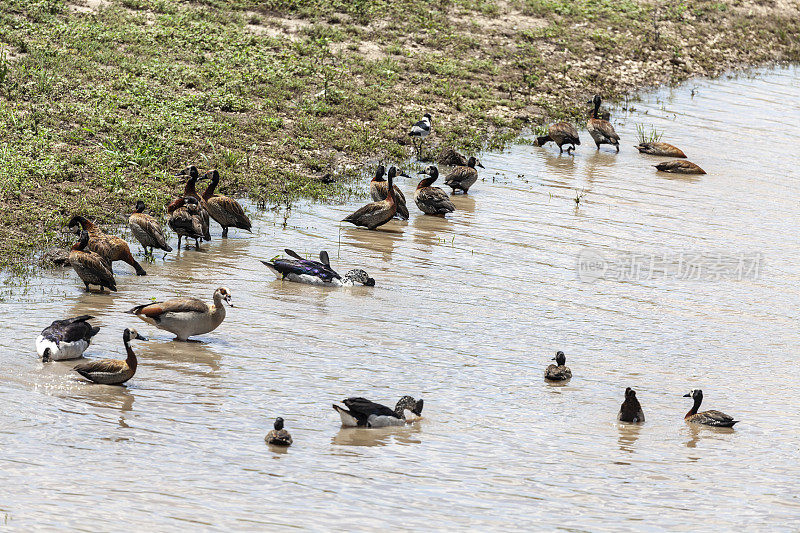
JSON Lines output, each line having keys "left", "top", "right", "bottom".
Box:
{"left": 36, "top": 95, "right": 734, "bottom": 448}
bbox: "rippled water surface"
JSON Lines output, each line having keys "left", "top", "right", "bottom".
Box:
{"left": 2, "top": 66, "right": 800, "bottom": 530}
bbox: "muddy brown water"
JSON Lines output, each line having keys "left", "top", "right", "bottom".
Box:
{"left": 2, "top": 67, "right": 800, "bottom": 530}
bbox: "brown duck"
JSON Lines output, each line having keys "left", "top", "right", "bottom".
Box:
{"left": 617, "top": 387, "right": 645, "bottom": 423}
{"left": 168, "top": 196, "right": 207, "bottom": 249}
{"left": 73, "top": 328, "right": 147, "bottom": 385}
{"left": 129, "top": 200, "right": 172, "bottom": 255}
{"left": 544, "top": 351, "right": 572, "bottom": 381}
{"left": 69, "top": 230, "right": 117, "bottom": 292}
{"left": 202, "top": 170, "right": 252, "bottom": 237}
{"left": 415, "top": 166, "right": 455, "bottom": 216}
{"left": 343, "top": 170, "right": 397, "bottom": 230}
{"left": 536, "top": 122, "right": 581, "bottom": 154}
{"left": 175, "top": 166, "right": 211, "bottom": 240}
{"left": 587, "top": 95, "right": 620, "bottom": 152}
{"left": 683, "top": 389, "right": 738, "bottom": 427}
{"left": 654, "top": 160, "right": 706, "bottom": 174}
{"left": 265, "top": 417, "right": 293, "bottom": 446}
{"left": 370, "top": 165, "right": 409, "bottom": 220}
{"left": 635, "top": 142, "right": 686, "bottom": 158}
{"left": 444, "top": 156, "right": 484, "bottom": 194}
{"left": 68, "top": 215, "right": 146, "bottom": 276}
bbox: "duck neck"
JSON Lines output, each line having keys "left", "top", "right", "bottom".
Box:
{"left": 592, "top": 101, "right": 600, "bottom": 120}
{"left": 167, "top": 197, "right": 185, "bottom": 214}
{"left": 203, "top": 176, "right": 219, "bottom": 200}
{"left": 184, "top": 179, "right": 199, "bottom": 199}
{"left": 417, "top": 176, "right": 437, "bottom": 189}
{"left": 393, "top": 405, "right": 406, "bottom": 419}
{"left": 686, "top": 395, "right": 702, "bottom": 418}
{"left": 124, "top": 340, "right": 138, "bottom": 372}
{"left": 72, "top": 238, "right": 89, "bottom": 252}
{"left": 212, "top": 293, "right": 227, "bottom": 321}
{"left": 386, "top": 175, "right": 395, "bottom": 204}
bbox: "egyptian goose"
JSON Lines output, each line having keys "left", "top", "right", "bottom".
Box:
{"left": 201, "top": 170, "right": 252, "bottom": 237}
{"left": 587, "top": 95, "right": 620, "bottom": 152}
{"left": 36, "top": 315, "right": 100, "bottom": 362}
{"left": 333, "top": 396, "right": 424, "bottom": 428}
{"left": 343, "top": 170, "right": 397, "bottom": 230}
{"left": 262, "top": 249, "right": 375, "bottom": 286}
{"left": 415, "top": 166, "right": 455, "bottom": 215}
{"left": 127, "top": 287, "right": 232, "bottom": 341}
{"left": 73, "top": 328, "right": 147, "bottom": 385}
{"left": 544, "top": 351, "right": 572, "bottom": 381}
{"left": 654, "top": 160, "right": 706, "bottom": 174}
{"left": 69, "top": 230, "right": 117, "bottom": 292}
{"left": 635, "top": 142, "right": 686, "bottom": 158}
{"left": 168, "top": 196, "right": 206, "bottom": 249}
{"left": 68, "top": 215, "right": 146, "bottom": 276}
{"left": 444, "top": 156, "right": 484, "bottom": 194}
{"left": 370, "top": 166, "right": 410, "bottom": 220}
{"left": 265, "top": 418, "right": 293, "bottom": 446}
{"left": 683, "top": 389, "right": 738, "bottom": 427}
{"left": 408, "top": 112, "right": 432, "bottom": 158}
{"left": 618, "top": 387, "right": 645, "bottom": 423}
{"left": 536, "top": 122, "right": 581, "bottom": 154}
{"left": 129, "top": 200, "right": 172, "bottom": 255}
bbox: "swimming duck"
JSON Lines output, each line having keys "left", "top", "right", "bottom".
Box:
{"left": 343, "top": 170, "right": 397, "bottom": 230}
{"left": 175, "top": 166, "right": 211, "bottom": 240}
{"left": 370, "top": 166, "right": 410, "bottom": 220}
{"left": 36, "top": 315, "right": 100, "bottom": 362}
{"left": 201, "top": 169, "right": 252, "bottom": 237}
{"left": 265, "top": 417, "right": 293, "bottom": 446}
{"left": 635, "top": 142, "right": 686, "bottom": 158}
{"left": 654, "top": 160, "right": 706, "bottom": 174}
{"left": 167, "top": 196, "right": 206, "bottom": 249}
{"left": 438, "top": 147, "right": 468, "bottom": 167}
{"left": 544, "top": 351, "right": 572, "bottom": 381}
{"left": 587, "top": 95, "right": 620, "bottom": 152}
{"left": 69, "top": 230, "right": 117, "bottom": 292}
{"left": 73, "top": 328, "right": 147, "bottom": 385}
{"left": 415, "top": 166, "right": 455, "bottom": 215}
{"left": 536, "top": 122, "right": 581, "bottom": 154}
{"left": 444, "top": 156, "right": 484, "bottom": 194}
{"left": 127, "top": 287, "right": 232, "bottom": 341}
{"left": 618, "top": 387, "right": 645, "bottom": 423}
{"left": 129, "top": 200, "right": 173, "bottom": 255}
{"left": 408, "top": 112, "right": 432, "bottom": 158}
{"left": 333, "top": 396, "right": 424, "bottom": 428}
{"left": 68, "top": 215, "right": 146, "bottom": 276}
{"left": 683, "top": 389, "right": 738, "bottom": 427}
{"left": 262, "top": 249, "right": 375, "bottom": 286}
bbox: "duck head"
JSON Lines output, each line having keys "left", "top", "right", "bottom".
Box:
{"left": 175, "top": 165, "right": 200, "bottom": 180}
{"left": 683, "top": 389, "right": 703, "bottom": 400}
{"left": 344, "top": 269, "right": 375, "bottom": 287}
{"left": 395, "top": 395, "right": 424, "bottom": 417}
{"left": 67, "top": 215, "right": 89, "bottom": 234}
{"left": 467, "top": 156, "right": 484, "bottom": 169}
{"left": 587, "top": 94, "right": 602, "bottom": 107}
{"left": 274, "top": 417, "right": 285, "bottom": 431}
{"left": 134, "top": 200, "right": 146, "bottom": 213}
{"left": 123, "top": 328, "right": 148, "bottom": 343}
{"left": 625, "top": 387, "right": 637, "bottom": 400}
{"left": 417, "top": 165, "right": 439, "bottom": 187}
{"left": 215, "top": 287, "right": 234, "bottom": 307}
{"left": 552, "top": 350, "right": 566, "bottom": 366}
{"left": 372, "top": 165, "right": 386, "bottom": 182}
{"left": 423, "top": 112, "right": 432, "bottom": 122}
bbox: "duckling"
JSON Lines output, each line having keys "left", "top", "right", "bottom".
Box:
{"left": 69, "top": 230, "right": 117, "bottom": 292}
{"left": 438, "top": 147, "right": 468, "bottom": 167}
{"left": 444, "top": 156, "right": 484, "bottom": 194}
{"left": 36, "top": 315, "right": 100, "bottom": 362}
{"left": 68, "top": 215, "right": 146, "bottom": 276}
{"left": 536, "top": 122, "right": 581, "bottom": 154}
{"left": 635, "top": 142, "right": 686, "bottom": 158}
{"left": 73, "top": 328, "right": 147, "bottom": 385}
{"left": 544, "top": 351, "right": 572, "bottom": 381}
{"left": 333, "top": 396, "right": 424, "bottom": 428}
{"left": 370, "top": 166, "right": 410, "bottom": 220}
{"left": 618, "top": 387, "right": 645, "bottom": 423}
{"left": 343, "top": 170, "right": 397, "bottom": 230}
{"left": 683, "top": 389, "right": 738, "bottom": 427}
{"left": 201, "top": 169, "right": 252, "bottom": 237}
{"left": 262, "top": 249, "right": 375, "bottom": 286}
{"left": 167, "top": 196, "right": 206, "bottom": 249}
{"left": 265, "top": 417, "right": 293, "bottom": 446}
{"left": 127, "top": 287, "right": 232, "bottom": 341}
{"left": 129, "top": 200, "right": 173, "bottom": 255}
{"left": 587, "top": 95, "right": 620, "bottom": 152}
{"left": 408, "top": 112, "right": 432, "bottom": 158}
{"left": 654, "top": 160, "right": 706, "bottom": 174}
{"left": 175, "top": 166, "right": 211, "bottom": 241}
{"left": 415, "top": 166, "right": 455, "bottom": 216}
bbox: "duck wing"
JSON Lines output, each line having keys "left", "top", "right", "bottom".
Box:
{"left": 694, "top": 410, "right": 738, "bottom": 426}
{"left": 416, "top": 187, "right": 455, "bottom": 213}
{"left": 127, "top": 297, "right": 209, "bottom": 318}
{"left": 654, "top": 160, "right": 705, "bottom": 174}
{"left": 262, "top": 258, "right": 340, "bottom": 282}
{"left": 73, "top": 358, "right": 126, "bottom": 375}
{"left": 343, "top": 397, "right": 396, "bottom": 418}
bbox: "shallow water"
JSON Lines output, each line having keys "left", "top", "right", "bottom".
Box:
{"left": 2, "top": 66, "right": 800, "bottom": 530}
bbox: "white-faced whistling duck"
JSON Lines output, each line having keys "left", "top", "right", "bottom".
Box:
{"left": 69, "top": 230, "right": 117, "bottom": 292}
{"left": 127, "top": 287, "right": 232, "bottom": 341}
{"left": 68, "top": 215, "right": 146, "bottom": 276}
{"left": 265, "top": 417, "right": 293, "bottom": 446}
{"left": 73, "top": 328, "right": 147, "bottom": 385}
{"left": 167, "top": 196, "right": 206, "bottom": 249}
{"left": 343, "top": 170, "right": 397, "bottom": 230}
{"left": 415, "top": 166, "right": 455, "bottom": 216}
{"left": 683, "top": 389, "right": 738, "bottom": 427}
{"left": 333, "top": 396, "right": 424, "bottom": 428}
{"left": 201, "top": 169, "right": 252, "bottom": 237}
{"left": 544, "top": 351, "right": 572, "bottom": 381}
{"left": 438, "top": 147, "right": 468, "bottom": 167}
{"left": 370, "top": 165, "right": 410, "bottom": 220}
{"left": 129, "top": 200, "right": 173, "bottom": 255}
{"left": 408, "top": 112, "right": 432, "bottom": 158}
{"left": 175, "top": 165, "right": 211, "bottom": 240}
{"left": 536, "top": 122, "right": 581, "bottom": 154}
{"left": 444, "top": 156, "right": 484, "bottom": 194}
{"left": 37, "top": 315, "right": 100, "bottom": 362}
{"left": 262, "top": 249, "right": 375, "bottom": 287}
{"left": 587, "top": 95, "right": 620, "bottom": 152}
{"left": 654, "top": 160, "right": 706, "bottom": 174}
{"left": 618, "top": 387, "right": 645, "bottom": 423}
{"left": 635, "top": 142, "right": 686, "bottom": 158}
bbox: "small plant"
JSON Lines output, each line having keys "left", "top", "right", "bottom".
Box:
{"left": 574, "top": 189, "right": 586, "bottom": 207}
{"left": 636, "top": 124, "right": 663, "bottom": 144}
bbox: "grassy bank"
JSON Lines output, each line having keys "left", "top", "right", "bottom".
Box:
{"left": 1, "top": 0, "right": 799, "bottom": 272}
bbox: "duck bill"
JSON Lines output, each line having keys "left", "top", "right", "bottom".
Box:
{"left": 682, "top": 393, "right": 691, "bottom": 397}
{"left": 136, "top": 334, "right": 149, "bottom": 341}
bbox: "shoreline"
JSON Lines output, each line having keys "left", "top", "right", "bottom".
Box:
{"left": 1, "top": 0, "right": 799, "bottom": 273}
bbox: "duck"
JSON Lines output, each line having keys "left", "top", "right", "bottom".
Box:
{"left": 444, "top": 156, "right": 484, "bottom": 194}
{"left": 69, "top": 230, "right": 117, "bottom": 292}
{"left": 36, "top": 315, "right": 100, "bottom": 362}
{"left": 129, "top": 200, "right": 172, "bottom": 255}
{"left": 175, "top": 165, "right": 211, "bottom": 241}
{"left": 370, "top": 166, "right": 410, "bottom": 220}
{"left": 618, "top": 387, "right": 645, "bottom": 423}
{"left": 201, "top": 169, "right": 252, "bottom": 237}
{"left": 683, "top": 389, "right": 738, "bottom": 427}
{"left": 536, "top": 122, "right": 581, "bottom": 154}
{"left": 635, "top": 142, "right": 686, "bottom": 158}
{"left": 415, "top": 166, "right": 455, "bottom": 215}
{"left": 408, "top": 112, "right": 432, "bottom": 158}
{"left": 127, "top": 287, "right": 232, "bottom": 341}
{"left": 654, "top": 160, "right": 706, "bottom": 174}
{"left": 343, "top": 169, "right": 397, "bottom": 230}
{"left": 167, "top": 196, "right": 206, "bottom": 249}
{"left": 544, "top": 351, "right": 572, "bottom": 381}
{"left": 73, "top": 328, "right": 147, "bottom": 385}
{"left": 68, "top": 215, "right": 146, "bottom": 276}
{"left": 265, "top": 417, "right": 293, "bottom": 446}
{"left": 587, "top": 95, "right": 620, "bottom": 152}
{"left": 333, "top": 396, "right": 424, "bottom": 428}
{"left": 262, "top": 249, "right": 375, "bottom": 286}
{"left": 438, "top": 147, "right": 468, "bottom": 167}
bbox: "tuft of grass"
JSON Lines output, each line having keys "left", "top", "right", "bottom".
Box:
{"left": 636, "top": 124, "right": 664, "bottom": 144}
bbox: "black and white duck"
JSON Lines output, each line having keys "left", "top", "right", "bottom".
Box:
{"left": 36, "top": 315, "right": 100, "bottom": 362}
{"left": 333, "top": 396, "right": 424, "bottom": 428}
{"left": 262, "top": 249, "right": 375, "bottom": 287}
